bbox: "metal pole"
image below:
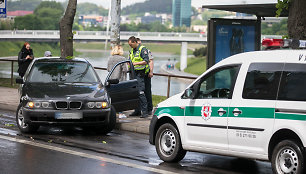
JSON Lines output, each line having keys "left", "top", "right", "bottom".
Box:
{"left": 104, "top": 0, "right": 111, "bottom": 50}
{"left": 110, "top": 0, "right": 121, "bottom": 48}
{"left": 11, "top": 61, "right": 13, "bottom": 86}
{"left": 167, "top": 76, "right": 171, "bottom": 98}
{"left": 180, "top": 42, "right": 188, "bottom": 71}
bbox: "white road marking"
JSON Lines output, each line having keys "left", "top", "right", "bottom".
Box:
{"left": 0, "top": 134, "right": 175, "bottom": 174}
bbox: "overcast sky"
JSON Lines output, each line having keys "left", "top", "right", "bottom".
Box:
{"left": 54, "top": 0, "right": 204, "bottom": 9}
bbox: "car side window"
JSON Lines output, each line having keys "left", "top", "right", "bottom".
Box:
{"left": 194, "top": 65, "right": 240, "bottom": 99}
{"left": 242, "top": 63, "right": 283, "bottom": 100}
{"left": 106, "top": 61, "right": 135, "bottom": 83}
{"left": 278, "top": 63, "right": 306, "bottom": 101}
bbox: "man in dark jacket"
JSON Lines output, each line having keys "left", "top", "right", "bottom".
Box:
{"left": 18, "top": 42, "right": 34, "bottom": 77}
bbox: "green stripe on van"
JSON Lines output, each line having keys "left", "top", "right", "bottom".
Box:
{"left": 275, "top": 113, "right": 306, "bottom": 121}
{"left": 155, "top": 107, "right": 184, "bottom": 116}
{"left": 156, "top": 106, "right": 306, "bottom": 121}
{"left": 185, "top": 106, "right": 222, "bottom": 117}
{"left": 228, "top": 107, "right": 275, "bottom": 118}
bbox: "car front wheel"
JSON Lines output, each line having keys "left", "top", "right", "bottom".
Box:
{"left": 155, "top": 123, "right": 186, "bottom": 162}
{"left": 16, "top": 104, "right": 39, "bottom": 133}
{"left": 271, "top": 140, "right": 305, "bottom": 174}
{"left": 95, "top": 106, "right": 116, "bottom": 135}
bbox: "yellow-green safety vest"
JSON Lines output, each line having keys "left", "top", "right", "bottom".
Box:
{"left": 130, "top": 45, "right": 150, "bottom": 73}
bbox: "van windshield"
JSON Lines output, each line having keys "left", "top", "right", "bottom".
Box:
{"left": 28, "top": 62, "right": 99, "bottom": 83}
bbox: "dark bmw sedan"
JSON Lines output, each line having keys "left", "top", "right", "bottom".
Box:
{"left": 16, "top": 57, "right": 139, "bottom": 134}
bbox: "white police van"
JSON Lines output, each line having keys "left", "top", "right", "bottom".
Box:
{"left": 149, "top": 48, "right": 306, "bottom": 174}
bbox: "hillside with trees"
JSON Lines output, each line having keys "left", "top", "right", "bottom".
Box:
{"left": 14, "top": 1, "right": 64, "bottom": 30}
{"left": 7, "top": 0, "right": 41, "bottom": 11}
{"left": 122, "top": 0, "right": 172, "bottom": 15}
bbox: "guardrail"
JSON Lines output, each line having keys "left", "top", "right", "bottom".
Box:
{"left": 0, "top": 30, "right": 206, "bottom": 38}
{"left": 0, "top": 58, "right": 197, "bottom": 98}
{"left": 0, "top": 30, "right": 207, "bottom": 43}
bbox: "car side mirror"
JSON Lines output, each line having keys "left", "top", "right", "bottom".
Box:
{"left": 16, "top": 78, "right": 24, "bottom": 84}
{"left": 107, "top": 79, "right": 119, "bottom": 85}
{"left": 182, "top": 88, "right": 194, "bottom": 99}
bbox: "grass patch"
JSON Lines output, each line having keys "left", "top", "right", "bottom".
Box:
{"left": 0, "top": 78, "right": 19, "bottom": 89}
{"left": 152, "top": 95, "right": 167, "bottom": 107}
{"left": 74, "top": 42, "right": 194, "bottom": 55}
{"left": 176, "top": 56, "right": 207, "bottom": 75}
{"left": 0, "top": 41, "right": 80, "bottom": 57}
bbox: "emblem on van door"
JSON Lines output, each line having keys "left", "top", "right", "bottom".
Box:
{"left": 201, "top": 104, "right": 212, "bottom": 121}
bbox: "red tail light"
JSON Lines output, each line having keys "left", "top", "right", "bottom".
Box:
{"left": 262, "top": 38, "right": 284, "bottom": 47}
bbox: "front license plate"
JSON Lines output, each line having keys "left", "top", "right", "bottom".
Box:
{"left": 55, "top": 112, "right": 82, "bottom": 119}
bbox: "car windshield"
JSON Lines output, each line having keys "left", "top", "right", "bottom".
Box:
{"left": 28, "top": 61, "right": 99, "bottom": 83}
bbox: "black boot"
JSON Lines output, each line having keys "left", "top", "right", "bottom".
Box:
{"left": 129, "top": 110, "right": 141, "bottom": 116}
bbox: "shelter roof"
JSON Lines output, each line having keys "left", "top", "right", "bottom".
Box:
{"left": 201, "top": 0, "right": 288, "bottom": 17}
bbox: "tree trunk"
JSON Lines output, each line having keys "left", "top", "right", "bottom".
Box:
{"left": 288, "top": 0, "right": 306, "bottom": 41}
{"left": 110, "top": 0, "right": 121, "bottom": 48}
{"left": 60, "top": 0, "right": 77, "bottom": 58}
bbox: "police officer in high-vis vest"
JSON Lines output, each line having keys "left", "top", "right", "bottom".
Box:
{"left": 128, "top": 36, "right": 149, "bottom": 118}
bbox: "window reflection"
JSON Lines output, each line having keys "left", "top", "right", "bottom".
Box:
{"left": 28, "top": 62, "right": 99, "bottom": 83}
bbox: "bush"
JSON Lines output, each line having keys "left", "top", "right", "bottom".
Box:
{"left": 193, "top": 47, "right": 207, "bottom": 57}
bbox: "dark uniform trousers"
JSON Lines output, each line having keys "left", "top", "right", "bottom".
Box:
{"left": 144, "top": 75, "right": 153, "bottom": 112}
{"left": 135, "top": 70, "right": 148, "bottom": 115}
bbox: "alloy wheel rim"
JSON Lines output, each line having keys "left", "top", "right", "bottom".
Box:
{"left": 17, "top": 108, "right": 28, "bottom": 129}
{"left": 276, "top": 147, "right": 299, "bottom": 174}
{"left": 160, "top": 129, "right": 176, "bottom": 156}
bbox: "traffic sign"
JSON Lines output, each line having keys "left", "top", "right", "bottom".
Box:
{"left": 0, "top": 0, "right": 6, "bottom": 18}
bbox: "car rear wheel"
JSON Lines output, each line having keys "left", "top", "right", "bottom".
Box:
{"left": 155, "top": 123, "right": 186, "bottom": 162}
{"left": 271, "top": 140, "right": 305, "bottom": 174}
{"left": 16, "top": 104, "right": 39, "bottom": 133}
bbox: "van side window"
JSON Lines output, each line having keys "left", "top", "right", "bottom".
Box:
{"left": 278, "top": 63, "right": 306, "bottom": 101}
{"left": 242, "top": 63, "right": 283, "bottom": 100}
{"left": 195, "top": 65, "right": 240, "bottom": 99}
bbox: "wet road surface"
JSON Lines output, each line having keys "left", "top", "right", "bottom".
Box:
{"left": 0, "top": 110, "right": 273, "bottom": 174}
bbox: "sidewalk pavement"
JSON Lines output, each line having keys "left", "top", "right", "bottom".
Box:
{"left": 0, "top": 86, "right": 152, "bottom": 135}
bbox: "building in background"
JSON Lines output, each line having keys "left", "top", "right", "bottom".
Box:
{"left": 141, "top": 13, "right": 162, "bottom": 24}
{"left": 172, "top": 0, "right": 191, "bottom": 27}
{"left": 78, "top": 15, "right": 103, "bottom": 27}
{"left": 6, "top": 10, "right": 33, "bottom": 20}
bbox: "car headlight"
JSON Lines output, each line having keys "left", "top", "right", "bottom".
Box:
{"left": 26, "top": 101, "right": 52, "bottom": 109}
{"left": 87, "top": 102, "right": 108, "bottom": 109}
{"left": 87, "top": 102, "right": 95, "bottom": 109}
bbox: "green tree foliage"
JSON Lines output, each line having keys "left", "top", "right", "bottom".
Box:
{"left": 7, "top": 0, "right": 41, "bottom": 11}
{"left": 121, "top": 22, "right": 165, "bottom": 32}
{"left": 191, "top": 19, "right": 205, "bottom": 25}
{"left": 122, "top": 0, "right": 172, "bottom": 15}
{"left": 14, "top": 1, "right": 64, "bottom": 30}
{"left": 261, "top": 19, "right": 288, "bottom": 36}
{"left": 202, "top": 9, "right": 231, "bottom": 25}
{"left": 193, "top": 47, "right": 207, "bottom": 57}
{"left": 77, "top": 2, "right": 108, "bottom": 16}
{"left": 0, "top": 20, "right": 14, "bottom": 30}
{"left": 14, "top": 14, "right": 43, "bottom": 30}
{"left": 34, "top": 1, "right": 64, "bottom": 14}
{"left": 276, "top": 0, "right": 290, "bottom": 17}
{"left": 120, "top": 22, "right": 186, "bottom": 32}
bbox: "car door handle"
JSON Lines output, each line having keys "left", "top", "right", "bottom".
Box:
{"left": 217, "top": 108, "right": 226, "bottom": 116}
{"left": 232, "top": 108, "right": 242, "bottom": 116}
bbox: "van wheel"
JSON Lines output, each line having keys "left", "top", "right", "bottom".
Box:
{"left": 155, "top": 123, "right": 186, "bottom": 162}
{"left": 16, "top": 104, "right": 39, "bottom": 133}
{"left": 271, "top": 140, "right": 305, "bottom": 174}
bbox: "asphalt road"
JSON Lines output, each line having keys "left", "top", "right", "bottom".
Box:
{"left": 0, "top": 110, "right": 273, "bottom": 174}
